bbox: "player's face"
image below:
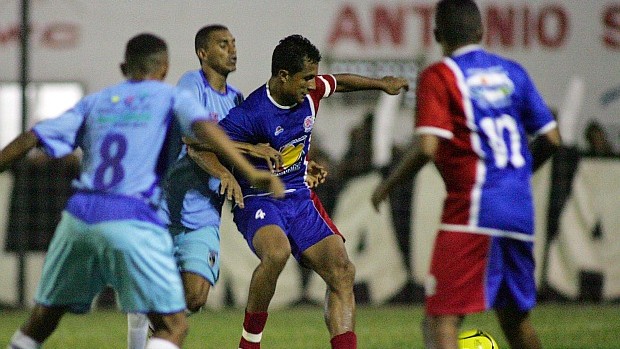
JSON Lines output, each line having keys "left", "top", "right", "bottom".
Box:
{"left": 283, "top": 58, "right": 318, "bottom": 104}
{"left": 201, "top": 29, "right": 237, "bottom": 75}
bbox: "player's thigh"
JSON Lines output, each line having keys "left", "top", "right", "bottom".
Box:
{"left": 172, "top": 225, "right": 220, "bottom": 286}
{"left": 232, "top": 196, "right": 289, "bottom": 257}
{"left": 301, "top": 234, "right": 353, "bottom": 284}
{"left": 99, "top": 220, "right": 185, "bottom": 314}
{"left": 253, "top": 224, "right": 291, "bottom": 261}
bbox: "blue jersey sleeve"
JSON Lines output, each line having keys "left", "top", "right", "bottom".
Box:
{"left": 32, "top": 99, "right": 87, "bottom": 158}
{"left": 172, "top": 88, "right": 211, "bottom": 137}
{"left": 515, "top": 65, "right": 556, "bottom": 136}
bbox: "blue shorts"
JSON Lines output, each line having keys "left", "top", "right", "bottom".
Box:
{"left": 171, "top": 225, "right": 220, "bottom": 285}
{"left": 35, "top": 211, "right": 186, "bottom": 314}
{"left": 232, "top": 189, "right": 342, "bottom": 261}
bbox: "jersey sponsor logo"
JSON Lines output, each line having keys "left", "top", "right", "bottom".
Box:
{"left": 255, "top": 209, "right": 266, "bottom": 220}
{"left": 303, "top": 115, "right": 315, "bottom": 132}
{"left": 275, "top": 136, "right": 307, "bottom": 175}
{"left": 466, "top": 67, "right": 514, "bottom": 108}
{"left": 274, "top": 125, "right": 284, "bottom": 136}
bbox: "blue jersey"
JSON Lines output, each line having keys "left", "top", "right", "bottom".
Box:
{"left": 415, "top": 45, "right": 557, "bottom": 240}
{"left": 218, "top": 75, "right": 337, "bottom": 197}
{"left": 158, "top": 70, "right": 243, "bottom": 230}
{"left": 32, "top": 80, "right": 210, "bottom": 224}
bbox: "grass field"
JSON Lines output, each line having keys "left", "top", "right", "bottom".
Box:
{"left": 1, "top": 302, "right": 618, "bottom": 348}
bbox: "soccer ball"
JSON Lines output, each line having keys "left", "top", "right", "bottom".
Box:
{"left": 458, "top": 329, "right": 499, "bottom": 349}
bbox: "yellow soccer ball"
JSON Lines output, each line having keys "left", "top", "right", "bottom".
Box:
{"left": 458, "top": 329, "right": 500, "bottom": 349}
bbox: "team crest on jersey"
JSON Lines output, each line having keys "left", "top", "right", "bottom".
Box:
{"left": 208, "top": 250, "right": 218, "bottom": 267}
{"left": 274, "top": 126, "right": 284, "bottom": 136}
{"left": 467, "top": 67, "right": 515, "bottom": 108}
{"left": 303, "top": 115, "right": 315, "bottom": 133}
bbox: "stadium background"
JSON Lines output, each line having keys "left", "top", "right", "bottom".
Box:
{"left": 0, "top": 0, "right": 619, "bottom": 308}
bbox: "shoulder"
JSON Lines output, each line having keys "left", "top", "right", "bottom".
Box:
{"left": 227, "top": 84, "right": 244, "bottom": 100}
{"left": 178, "top": 70, "right": 202, "bottom": 83}
{"left": 418, "top": 61, "right": 453, "bottom": 85}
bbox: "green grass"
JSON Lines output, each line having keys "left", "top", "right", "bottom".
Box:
{"left": 1, "top": 303, "right": 618, "bottom": 348}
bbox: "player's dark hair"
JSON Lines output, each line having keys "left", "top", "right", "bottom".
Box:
{"left": 271, "top": 34, "right": 321, "bottom": 76}
{"left": 434, "top": 0, "right": 483, "bottom": 47}
{"left": 123, "top": 33, "right": 167, "bottom": 76}
{"left": 195, "top": 24, "right": 229, "bottom": 52}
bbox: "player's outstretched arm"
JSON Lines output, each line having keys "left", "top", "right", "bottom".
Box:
{"left": 333, "top": 74, "right": 409, "bottom": 95}
{"left": 0, "top": 131, "right": 39, "bottom": 173}
{"left": 183, "top": 138, "right": 283, "bottom": 173}
{"left": 186, "top": 146, "right": 245, "bottom": 208}
{"left": 192, "top": 121, "right": 284, "bottom": 197}
{"left": 233, "top": 142, "right": 283, "bottom": 173}
{"left": 371, "top": 134, "right": 437, "bottom": 212}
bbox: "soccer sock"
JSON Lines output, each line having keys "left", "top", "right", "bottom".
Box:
{"left": 127, "top": 313, "right": 150, "bottom": 349}
{"left": 7, "top": 330, "right": 41, "bottom": 349}
{"left": 238, "top": 311, "right": 268, "bottom": 349}
{"left": 330, "top": 331, "right": 357, "bottom": 349}
{"left": 144, "top": 338, "right": 179, "bottom": 349}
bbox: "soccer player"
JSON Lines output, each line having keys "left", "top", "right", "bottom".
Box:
{"left": 2, "top": 33, "right": 283, "bottom": 349}
{"left": 217, "top": 34, "right": 409, "bottom": 349}
{"left": 371, "top": 1, "right": 561, "bottom": 349}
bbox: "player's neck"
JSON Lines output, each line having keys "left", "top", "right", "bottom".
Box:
{"left": 202, "top": 67, "right": 228, "bottom": 93}
{"left": 267, "top": 77, "right": 295, "bottom": 107}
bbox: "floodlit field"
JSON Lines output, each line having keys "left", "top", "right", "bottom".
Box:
{"left": 1, "top": 303, "right": 618, "bottom": 348}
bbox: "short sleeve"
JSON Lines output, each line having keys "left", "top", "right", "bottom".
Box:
{"left": 415, "top": 64, "right": 455, "bottom": 139}
{"left": 172, "top": 88, "right": 211, "bottom": 136}
{"left": 32, "top": 100, "right": 87, "bottom": 158}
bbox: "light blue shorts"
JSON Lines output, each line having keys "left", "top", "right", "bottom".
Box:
{"left": 171, "top": 225, "right": 220, "bottom": 286}
{"left": 35, "top": 211, "right": 186, "bottom": 314}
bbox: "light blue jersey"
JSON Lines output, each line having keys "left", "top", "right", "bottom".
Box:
{"left": 160, "top": 69, "right": 243, "bottom": 230}
{"left": 30, "top": 79, "right": 211, "bottom": 313}
{"left": 33, "top": 80, "right": 210, "bottom": 215}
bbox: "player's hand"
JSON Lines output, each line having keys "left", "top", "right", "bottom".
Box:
{"left": 249, "top": 171, "right": 285, "bottom": 198}
{"left": 246, "top": 143, "right": 283, "bottom": 172}
{"left": 305, "top": 160, "right": 327, "bottom": 188}
{"left": 219, "top": 170, "right": 245, "bottom": 208}
{"left": 380, "top": 76, "right": 409, "bottom": 95}
{"left": 371, "top": 184, "right": 389, "bottom": 212}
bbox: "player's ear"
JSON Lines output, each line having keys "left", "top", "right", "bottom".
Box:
{"left": 196, "top": 48, "right": 207, "bottom": 61}
{"left": 120, "top": 62, "right": 128, "bottom": 77}
{"left": 278, "top": 69, "right": 289, "bottom": 82}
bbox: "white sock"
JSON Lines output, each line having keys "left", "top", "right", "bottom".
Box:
{"left": 7, "top": 330, "right": 41, "bottom": 349}
{"left": 127, "top": 313, "right": 150, "bottom": 349}
{"left": 145, "top": 338, "right": 179, "bottom": 349}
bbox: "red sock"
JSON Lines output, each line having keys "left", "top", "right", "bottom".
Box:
{"left": 330, "top": 331, "right": 357, "bottom": 349}
{"left": 238, "top": 311, "right": 268, "bottom": 349}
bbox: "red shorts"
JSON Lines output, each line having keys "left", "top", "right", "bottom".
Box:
{"left": 425, "top": 230, "right": 536, "bottom": 316}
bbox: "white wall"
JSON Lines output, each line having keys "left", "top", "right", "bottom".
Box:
{"left": 1, "top": 1, "right": 619, "bottom": 156}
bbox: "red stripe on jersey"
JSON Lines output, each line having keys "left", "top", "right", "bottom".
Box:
{"left": 310, "top": 190, "right": 344, "bottom": 240}
{"left": 309, "top": 75, "right": 336, "bottom": 115}
{"left": 416, "top": 62, "right": 479, "bottom": 226}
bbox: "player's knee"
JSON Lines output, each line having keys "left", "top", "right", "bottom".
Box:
{"left": 185, "top": 292, "right": 208, "bottom": 313}
{"left": 328, "top": 258, "right": 355, "bottom": 289}
{"left": 261, "top": 246, "right": 291, "bottom": 271}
